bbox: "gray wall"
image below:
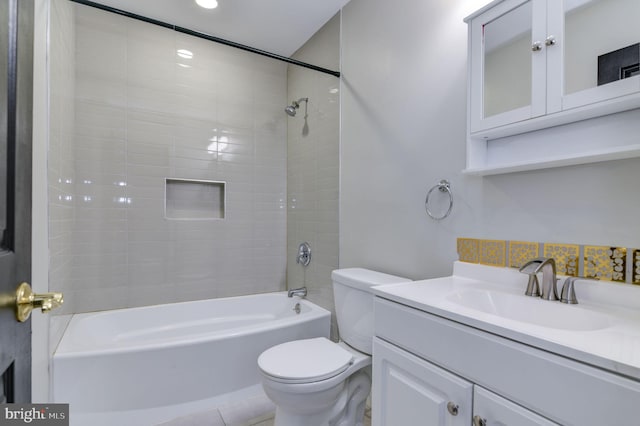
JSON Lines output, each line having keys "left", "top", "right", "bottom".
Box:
{"left": 340, "top": 0, "right": 640, "bottom": 280}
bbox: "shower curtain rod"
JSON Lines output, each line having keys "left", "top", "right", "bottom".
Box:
{"left": 70, "top": 0, "right": 341, "bottom": 78}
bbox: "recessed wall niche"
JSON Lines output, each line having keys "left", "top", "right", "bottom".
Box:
{"left": 165, "top": 178, "right": 226, "bottom": 220}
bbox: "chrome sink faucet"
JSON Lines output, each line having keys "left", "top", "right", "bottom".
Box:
{"left": 519, "top": 257, "right": 559, "bottom": 301}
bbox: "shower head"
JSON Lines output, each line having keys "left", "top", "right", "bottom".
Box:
{"left": 285, "top": 104, "right": 298, "bottom": 116}
{"left": 285, "top": 97, "right": 308, "bottom": 117}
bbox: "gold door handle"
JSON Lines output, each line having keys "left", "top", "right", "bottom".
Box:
{"left": 0, "top": 282, "right": 64, "bottom": 322}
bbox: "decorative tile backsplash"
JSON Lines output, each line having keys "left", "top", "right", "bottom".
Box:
{"left": 508, "top": 241, "right": 539, "bottom": 268}
{"left": 457, "top": 238, "right": 479, "bottom": 263}
{"left": 479, "top": 239, "right": 506, "bottom": 267}
{"left": 584, "top": 246, "right": 626, "bottom": 282}
{"left": 633, "top": 250, "right": 640, "bottom": 284}
{"left": 457, "top": 238, "right": 639, "bottom": 285}
{"left": 543, "top": 243, "right": 579, "bottom": 276}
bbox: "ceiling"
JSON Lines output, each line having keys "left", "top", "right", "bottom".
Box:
{"left": 89, "top": 0, "right": 351, "bottom": 58}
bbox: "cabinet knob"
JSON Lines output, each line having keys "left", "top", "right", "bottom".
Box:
{"left": 446, "top": 401, "right": 459, "bottom": 416}
{"left": 531, "top": 41, "right": 543, "bottom": 52}
{"left": 473, "top": 415, "right": 487, "bottom": 426}
{"left": 545, "top": 35, "right": 556, "bottom": 46}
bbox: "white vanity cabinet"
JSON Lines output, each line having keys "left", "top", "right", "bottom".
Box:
{"left": 372, "top": 337, "right": 558, "bottom": 426}
{"left": 473, "top": 386, "right": 559, "bottom": 426}
{"left": 372, "top": 296, "right": 640, "bottom": 426}
{"left": 468, "top": 0, "right": 640, "bottom": 136}
{"left": 372, "top": 337, "right": 473, "bottom": 426}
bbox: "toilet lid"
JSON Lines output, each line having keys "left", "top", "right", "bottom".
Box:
{"left": 258, "top": 337, "right": 354, "bottom": 383}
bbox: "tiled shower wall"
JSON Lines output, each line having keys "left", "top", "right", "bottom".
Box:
{"left": 52, "top": 4, "right": 288, "bottom": 314}
{"left": 286, "top": 13, "right": 341, "bottom": 338}
{"left": 48, "top": 0, "right": 75, "bottom": 315}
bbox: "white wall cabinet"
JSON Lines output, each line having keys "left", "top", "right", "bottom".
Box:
{"left": 465, "top": 0, "right": 640, "bottom": 174}
{"left": 468, "top": 0, "right": 550, "bottom": 134}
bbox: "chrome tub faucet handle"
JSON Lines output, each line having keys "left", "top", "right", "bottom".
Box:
{"left": 296, "top": 242, "right": 311, "bottom": 267}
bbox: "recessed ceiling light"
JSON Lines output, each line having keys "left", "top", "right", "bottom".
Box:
{"left": 195, "top": 0, "right": 218, "bottom": 9}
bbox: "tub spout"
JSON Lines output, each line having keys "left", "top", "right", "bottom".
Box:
{"left": 287, "top": 287, "right": 307, "bottom": 298}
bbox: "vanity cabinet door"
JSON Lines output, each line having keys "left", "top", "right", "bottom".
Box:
{"left": 473, "top": 386, "right": 560, "bottom": 426}
{"left": 469, "top": 0, "right": 547, "bottom": 133}
{"left": 372, "top": 338, "right": 472, "bottom": 426}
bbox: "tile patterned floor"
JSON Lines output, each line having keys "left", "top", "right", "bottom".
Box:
{"left": 159, "top": 393, "right": 372, "bottom": 426}
{"left": 247, "top": 411, "right": 371, "bottom": 426}
{"left": 157, "top": 392, "right": 274, "bottom": 426}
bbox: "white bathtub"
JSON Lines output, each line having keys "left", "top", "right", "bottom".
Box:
{"left": 52, "top": 292, "right": 330, "bottom": 426}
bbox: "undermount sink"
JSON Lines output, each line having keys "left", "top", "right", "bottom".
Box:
{"left": 373, "top": 261, "right": 640, "bottom": 383}
{"left": 445, "top": 288, "right": 613, "bottom": 331}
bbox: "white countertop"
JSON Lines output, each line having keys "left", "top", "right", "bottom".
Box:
{"left": 373, "top": 261, "right": 640, "bottom": 381}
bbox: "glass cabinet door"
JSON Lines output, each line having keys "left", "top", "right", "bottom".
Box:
{"left": 560, "top": 0, "right": 640, "bottom": 109}
{"left": 483, "top": 1, "right": 533, "bottom": 118}
{"left": 469, "top": 0, "right": 547, "bottom": 133}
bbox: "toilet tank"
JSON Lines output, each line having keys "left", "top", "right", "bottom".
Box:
{"left": 332, "top": 268, "right": 411, "bottom": 355}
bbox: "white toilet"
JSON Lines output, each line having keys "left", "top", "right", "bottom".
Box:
{"left": 258, "top": 268, "right": 411, "bottom": 426}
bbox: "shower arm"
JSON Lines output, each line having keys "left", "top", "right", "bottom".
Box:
{"left": 291, "top": 97, "right": 308, "bottom": 109}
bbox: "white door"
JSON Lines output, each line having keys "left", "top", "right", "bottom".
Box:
{"left": 0, "top": 0, "right": 34, "bottom": 403}
{"left": 372, "top": 338, "right": 473, "bottom": 426}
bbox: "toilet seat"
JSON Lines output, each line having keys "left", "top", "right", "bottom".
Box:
{"left": 258, "top": 337, "right": 354, "bottom": 384}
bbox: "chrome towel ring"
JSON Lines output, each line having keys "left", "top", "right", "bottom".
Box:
{"left": 425, "top": 179, "right": 453, "bottom": 220}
